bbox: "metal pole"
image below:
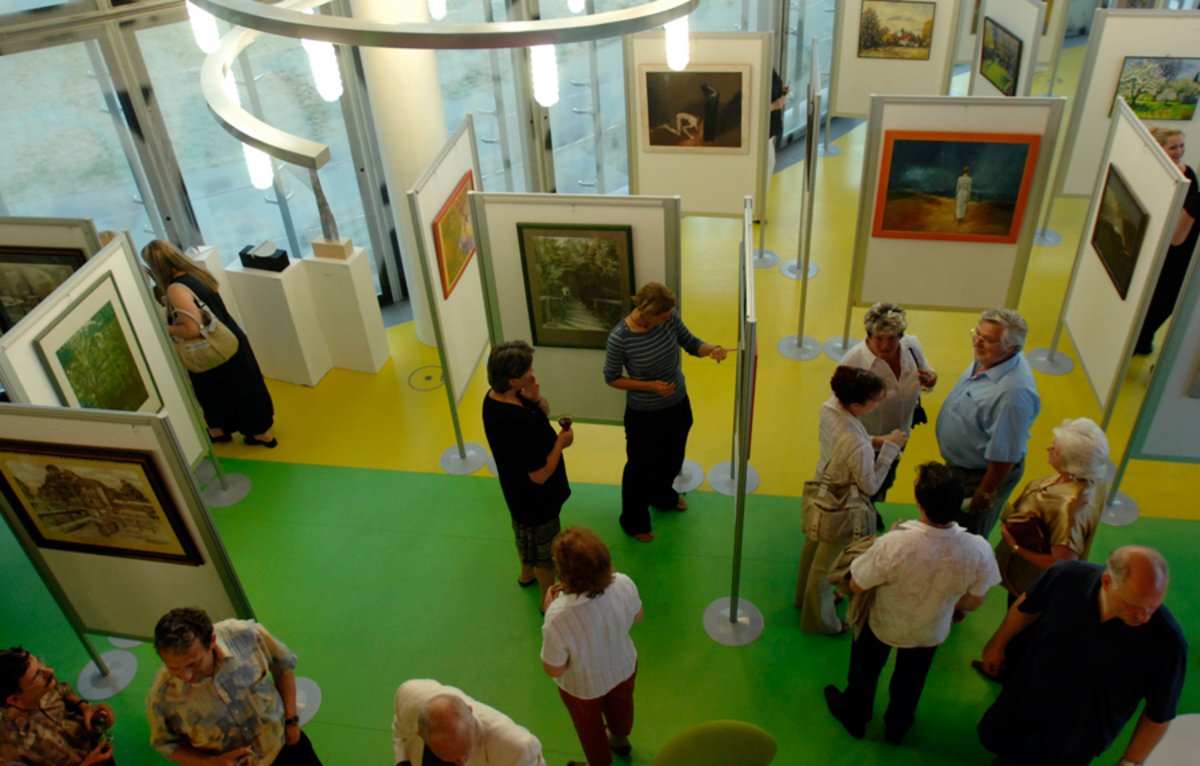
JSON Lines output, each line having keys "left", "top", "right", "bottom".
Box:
{"left": 796, "top": 93, "right": 819, "bottom": 342}
{"left": 81, "top": 635, "right": 110, "bottom": 677}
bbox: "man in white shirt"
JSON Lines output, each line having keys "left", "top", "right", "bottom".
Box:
{"left": 392, "top": 679, "right": 544, "bottom": 766}
{"left": 824, "top": 462, "right": 1000, "bottom": 745}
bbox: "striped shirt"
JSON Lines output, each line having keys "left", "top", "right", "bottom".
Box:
{"left": 603, "top": 310, "right": 704, "bottom": 411}
{"left": 541, "top": 573, "right": 641, "bottom": 699}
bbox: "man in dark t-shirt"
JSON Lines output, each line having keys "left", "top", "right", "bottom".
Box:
{"left": 977, "top": 547, "right": 1186, "bottom": 766}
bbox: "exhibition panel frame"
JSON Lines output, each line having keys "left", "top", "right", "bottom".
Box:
{"left": 624, "top": 32, "right": 771, "bottom": 218}
{"left": 1054, "top": 9, "right": 1200, "bottom": 197}
{"left": 471, "top": 192, "right": 681, "bottom": 425}
{"left": 1063, "top": 101, "right": 1187, "bottom": 420}
{"left": 968, "top": 0, "right": 1044, "bottom": 98}
{"left": 849, "top": 95, "right": 1065, "bottom": 312}
{"left": 829, "top": 0, "right": 961, "bottom": 118}
{"left": 0, "top": 216, "right": 102, "bottom": 259}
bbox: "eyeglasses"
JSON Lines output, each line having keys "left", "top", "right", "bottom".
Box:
{"left": 969, "top": 328, "right": 1003, "bottom": 346}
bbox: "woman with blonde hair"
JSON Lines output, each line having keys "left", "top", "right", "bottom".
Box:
{"left": 142, "top": 240, "right": 277, "bottom": 447}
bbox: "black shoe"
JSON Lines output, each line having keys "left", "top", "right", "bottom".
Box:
{"left": 244, "top": 435, "right": 279, "bottom": 448}
{"left": 209, "top": 433, "right": 233, "bottom": 443}
{"left": 823, "top": 685, "right": 865, "bottom": 739}
{"left": 1134, "top": 340, "right": 1154, "bottom": 356}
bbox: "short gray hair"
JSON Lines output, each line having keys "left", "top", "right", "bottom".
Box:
{"left": 863, "top": 303, "right": 907, "bottom": 337}
{"left": 980, "top": 308, "right": 1028, "bottom": 351}
{"left": 417, "top": 694, "right": 473, "bottom": 741}
{"left": 1051, "top": 418, "right": 1109, "bottom": 482}
{"left": 1107, "top": 546, "right": 1169, "bottom": 589}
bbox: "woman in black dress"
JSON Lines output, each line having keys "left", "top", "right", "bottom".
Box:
{"left": 142, "top": 240, "right": 277, "bottom": 447}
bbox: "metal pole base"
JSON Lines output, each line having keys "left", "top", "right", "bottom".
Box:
{"left": 779, "top": 260, "right": 819, "bottom": 280}
{"left": 703, "top": 597, "right": 765, "bottom": 646}
{"left": 1102, "top": 492, "right": 1139, "bottom": 526}
{"left": 202, "top": 472, "right": 252, "bottom": 507}
{"left": 1034, "top": 228, "right": 1062, "bottom": 247}
{"left": 485, "top": 453, "right": 498, "bottom": 476}
{"left": 108, "top": 638, "right": 142, "bottom": 649}
{"left": 708, "top": 461, "right": 760, "bottom": 496}
{"left": 817, "top": 144, "right": 842, "bottom": 157}
{"left": 673, "top": 458, "right": 705, "bottom": 494}
{"left": 76, "top": 651, "right": 137, "bottom": 700}
{"left": 295, "top": 676, "right": 323, "bottom": 725}
{"left": 778, "top": 334, "right": 822, "bottom": 361}
{"left": 823, "top": 336, "right": 851, "bottom": 361}
{"left": 752, "top": 249, "right": 780, "bottom": 268}
{"left": 439, "top": 442, "right": 489, "bottom": 475}
{"left": 1026, "top": 347, "right": 1076, "bottom": 375}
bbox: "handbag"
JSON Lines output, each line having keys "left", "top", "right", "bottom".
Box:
{"left": 1004, "top": 515, "right": 1051, "bottom": 554}
{"left": 828, "top": 533, "right": 882, "bottom": 638}
{"left": 908, "top": 346, "right": 928, "bottom": 427}
{"left": 801, "top": 480, "right": 877, "bottom": 544}
{"left": 170, "top": 286, "right": 239, "bottom": 373}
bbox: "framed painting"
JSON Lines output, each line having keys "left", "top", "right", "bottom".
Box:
{"left": 872, "top": 130, "right": 1042, "bottom": 243}
{"left": 1115, "top": 57, "right": 1200, "bottom": 121}
{"left": 0, "top": 245, "right": 88, "bottom": 332}
{"left": 431, "top": 170, "right": 477, "bottom": 299}
{"left": 517, "top": 223, "right": 635, "bottom": 349}
{"left": 0, "top": 438, "right": 201, "bottom": 565}
{"left": 33, "top": 273, "right": 162, "bottom": 414}
{"left": 1090, "top": 165, "right": 1149, "bottom": 301}
{"left": 639, "top": 65, "right": 750, "bottom": 154}
{"left": 858, "top": 0, "right": 936, "bottom": 61}
{"left": 980, "top": 17, "right": 1022, "bottom": 97}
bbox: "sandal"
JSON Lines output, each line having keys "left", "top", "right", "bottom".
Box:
{"left": 633, "top": 532, "right": 654, "bottom": 542}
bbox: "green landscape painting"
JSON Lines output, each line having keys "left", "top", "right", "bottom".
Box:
{"left": 1116, "top": 57, "right": 1200, "bottom": 121}
{"left": 55, "top": 300, "right": 150, "bottom": 411}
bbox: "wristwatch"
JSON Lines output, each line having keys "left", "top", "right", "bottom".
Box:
{"left": 284, "top": 715, "right": 300, "bottom": 727}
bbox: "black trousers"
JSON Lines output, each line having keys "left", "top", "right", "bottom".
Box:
{"left": 271, "top": 731, "right": 322, "bottom": 766}
{"left": 619, "top": 396, "right": 693, "bottom": 535}
{"left": 841, "top": 620, "right": 937, "bottom": 737}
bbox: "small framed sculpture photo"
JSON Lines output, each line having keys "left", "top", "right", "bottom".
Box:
{"left": 1090, "top": 164, "right": 1149, "bottom": 301}
{"left": 517, "top": 223, "right": 635, "bottom": 349}
{"left": 639, "top": 65, "right": 751, "bottom": 154}
{"left": 431, "top": 170, "right": 477, "bottom": 299}
{"left": 0, "top": 245, "right": 88, "bottom": 332}
{"left": 0, "top": 439, "right": 202, "bottom": 565}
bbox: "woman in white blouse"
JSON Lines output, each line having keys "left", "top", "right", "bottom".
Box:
{"left": 840, "top": 303, "right": 937, "bottom": 502}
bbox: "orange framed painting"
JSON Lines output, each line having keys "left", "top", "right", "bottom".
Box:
{"left": 431, "top": 171, "right": 477, "bottom": 299}
{"left": 871, "top": 130, "right": 1041, "bottom": 244}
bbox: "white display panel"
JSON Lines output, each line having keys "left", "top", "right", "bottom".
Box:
{"left": 0, "top": 238, "right": 207, "bottom": 465}
{"left": 1064, "top": 103, "right": 1187, "bottom": 415}
{"left": 851, "top": 95, "right": 1064, "bottom": 311}
{"left": 0, "top": 216, "right": 101, "bottom": 255}
{"left": 625, "top": 32, "right": 770, "bottom": 218}
{"left": 471, "top": 192, "right": 680, "bottom": 424}
{"left": 968, "top": 0, "right": 1044, "bottom": 98}
{"left": 1055, "top": 9, "right": 1200, "bottom": 197}
{"left": 408, "top": 118, "right": 489, "bottom": 405}
{"left": 958, "top": 1, "right": 1062, "bottom": 68}
{"left": 830, "top": 0, "right": 960, "bottom": 118}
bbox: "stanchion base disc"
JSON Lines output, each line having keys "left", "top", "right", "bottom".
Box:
{"left": 76, "top": 651, "right": 137, "bottom": 700}
{"left": 202, "top": 472, "right": 252, "bottom": 508}
{"left": 1102, "top": 493, "right": 1139, "bottom": 527}
{"left": 703, "top": 597, "right": 765, "bottom": 646}
{"left": 1034, "top": 228, "right": 1062, "bottom": 247}
{"left": 439, "top": 442, "right": 489, "bottom": 475}
{"left": 485, "top": 453, "right": 498, "bottom": 476}
{"left": 673, "top": 458, "right": 704, "bottom": 494}
{"left": 817, "top": 145, "right": 842, "bottom": 157}
{"left": 295, "top": 677, "right": 323, "bottom": 725}
{"left": 108, "top": 638, "right": 142, "bottom": 649}
{"left": 780, "top": 260, "right": 819, "bottom": 280}
{"left": 752, "top": 249, "right": 780, "bottom": 268}
{"left": 823, "top": 337, "right": 851, "bottom": 361}
{"left": 194, "top": 459, "right": 216, "bottom": 486}
{"left": 708, "top": 461, "right": 760, "bottom": 496}
{"left": 778, "top": 335, "right": 822, "bottom": 361}
{"left": 1026, "top": 347, "right": 1075, "bottom": 375}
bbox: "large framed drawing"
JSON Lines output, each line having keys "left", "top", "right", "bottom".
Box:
{"left": 431, "top": 170, "right": 477, "bottom": 299}
{"left": 1090, "top": 165, "right": 1149, "bottom": 300}
{"left": 1115, "top": 57, "right": 1200, "bottom": 121}
{"left": 0, "top": 438, "right": 201, "bottom": 565}
{"left": 980, "top": 17, "right": 1022, "bottom": 97}
{"left": 33, "top": 273, "right": 162, "bottom": 413}
{"left": 639, "top": 65, "right": 750, "bottom": 154}
{"left": 858, "top": 0, "right": 936, "bottom": 61}
{"left": 517, "top": 224, "right": 635, "bottom": 349}
{"left": 872, "top": 130, "right": 1042, "bottom": 243}
{"left": 0, "top": 245, "right": 88, "bottom": 332}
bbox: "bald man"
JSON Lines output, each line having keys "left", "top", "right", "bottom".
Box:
{"left": 392, "top": 680, "right": 544, "bottom": 766}
{"left": 977, "top": 546, "right": 1187, "bottom": 766}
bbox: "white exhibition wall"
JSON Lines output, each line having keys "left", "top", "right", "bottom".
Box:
{"left": 852, "top": 95, "right": 1064, "bottom": 310}
{"left": 957, "top": 0, "right": 1062, "bottom": 68}
{"left": 830, "top": 0, "right": 960, "bottom": 118}
{"left": 408, "top": 117, "right": 488, "bottom": 406}
{"left": 0, "top": 237, "right": 207, "bottom": 465}
{"left": 968, "top": 0, "right": 1043, "bottom": 98}
{"left": 0, "top": 407, "right": 251, "bottom": 638}
{"left": 0, "top": 216, "right": 101, "bottom": 255}
{"left": 625, "top": 32, "right": 770, "bottom": 218}
{"left": 1055, "top": 9, "right": 1200, "bottom": 197}
{"left": 471, "top": 192, "right": 680, "bottom": 424}
{"left": 1064, "top": 103, "right": 1187, "bottom": 416}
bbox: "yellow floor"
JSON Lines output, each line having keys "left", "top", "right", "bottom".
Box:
{"left": 219, "top": 44, "right": 1200, "bottom": 522}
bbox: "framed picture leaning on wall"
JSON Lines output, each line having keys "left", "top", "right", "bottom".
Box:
{"left": 0, "top": 245, "right": 88, "bottom": 332}
{"left": 431, "top": 170, "right": 477, "bottom": 299}
{"left": 1090, "top": 164, "right": 1149, "bottom": 301}
{"left": 980, "top": 16, "right": 1022, "bottom": 97}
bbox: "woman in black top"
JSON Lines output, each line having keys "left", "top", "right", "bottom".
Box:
{"left": 142, "top": 240, "right": 277, "bottom": 447}
{"left": 482, "top": 341, "right": 573, "bottom": 605}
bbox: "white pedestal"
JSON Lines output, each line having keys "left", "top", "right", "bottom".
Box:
{"left": 187, "top": 246, "right": 244, "bottom": 328}
{"left": 304, "top": 248, "right": 390, "bottom": 373}
{"left": 225, "top": 259, "right": 331, "bottom": 386}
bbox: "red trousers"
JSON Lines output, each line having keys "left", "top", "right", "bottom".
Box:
{"left": 556, "top": 668, "right": 637, "bottom": 766}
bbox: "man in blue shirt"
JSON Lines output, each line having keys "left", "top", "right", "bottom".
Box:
{"left": 935, "top": 308, "right": 1040, "bottom": 537}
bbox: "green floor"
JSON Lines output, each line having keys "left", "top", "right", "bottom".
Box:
{"left": 2, "top": 459, "right": 1196, "bottom": 765}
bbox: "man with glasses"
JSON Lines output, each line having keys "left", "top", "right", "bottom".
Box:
{"left": 935, "top": 308, "right": 1040, "bottom": 537}
{"left": 0, "top": 647, "right": 115, "bottom": 765}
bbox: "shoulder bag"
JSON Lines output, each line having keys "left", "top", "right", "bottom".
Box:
{"left": 170, "top": 285, "right": 239, "bottom": 373}
{"left": 801, "top": 480, "right": 877, "bottom": 544}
